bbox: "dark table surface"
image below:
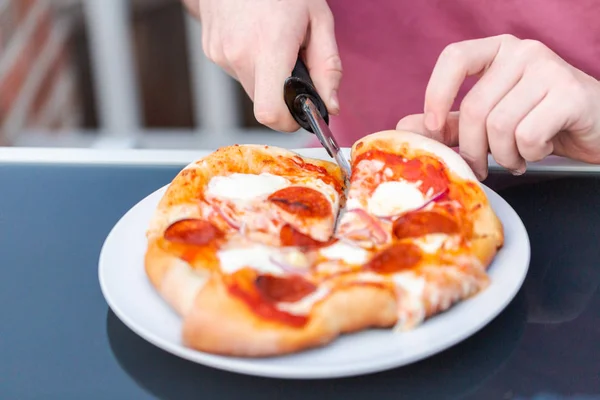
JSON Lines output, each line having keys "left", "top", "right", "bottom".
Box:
{"left": 1, "top": 162, "right": 599, "bottom": 400}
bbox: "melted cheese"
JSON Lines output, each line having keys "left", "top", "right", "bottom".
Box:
{"left": 217, "top": 244, "right": 283, "bottom": 275}
{"left": 392, "top": 272, "right": 426, "bottom": 296}
{"left": 345, "top": 198, "right": 363, "bottom": 210}
{"left": 319, "top": 241, "right": 369, "bottom": 265}
{"left": 206, "top": 173, "right": 289, "bottom": 201}
{"left": 368, "top": 180, "right": 425, "bottom": 217}
{"left": 276, "top": 287, "right": 330, "bottom": 315}
{"left": 391, "top": 271, "right": 427, "bottom": 331}
{"left": 414, "top": 234, "right": 448, "bottom": 253}
{"left": 414, "top": 234, "right": 461, "bottom": 253}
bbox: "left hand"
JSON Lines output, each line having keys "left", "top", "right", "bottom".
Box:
{"left": 396, "top": 34, "right": 600, "bottom": 180}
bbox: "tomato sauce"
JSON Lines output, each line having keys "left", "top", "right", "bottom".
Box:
{"left": 354, "top": 149, "right": 449, "bottom": 195}
{"left": 288, "top": 155, "right": 344, "bottom": 194}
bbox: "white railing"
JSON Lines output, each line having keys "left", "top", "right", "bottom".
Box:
{"left": 31, "top": 0, "right": 311, "bottom": 150}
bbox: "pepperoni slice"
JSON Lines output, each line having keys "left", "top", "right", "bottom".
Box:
{"left": 164, "top": 218, "right": 223, "bottom": 246}
{"left": 226, "top": 269, "right": 309, "bottom": 327}
{"left": 268, "top": 186, "right": 331, "bottom": 218}
{"left": 279, "top": 224, "right": 332, "bottom": 248}
{"left": 393, "top": 211, "right": 459, "bottom": 240}
{"left": 364, "top": 243, "right": 422, "bottom": 274}
{"left": 255, "top": 274, "right": 317, "bottom": 303}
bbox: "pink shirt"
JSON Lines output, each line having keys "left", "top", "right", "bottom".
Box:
{"left": 314, "top": 0, "right": 600, "bottom": 147}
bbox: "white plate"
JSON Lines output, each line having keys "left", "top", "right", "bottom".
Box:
{"left": 98, "top": 148, "right": 531, "bottom": 380}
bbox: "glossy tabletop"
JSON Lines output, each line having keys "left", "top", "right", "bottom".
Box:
{"left": 1, "top": 159, "right": 599, "bottom": 400}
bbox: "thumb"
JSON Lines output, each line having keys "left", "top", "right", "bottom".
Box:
{"left": 396, "top": 111, "right": 461, "bottom": 147}
{"left": 304, "top": 3, "right": 343, "bottom": 115}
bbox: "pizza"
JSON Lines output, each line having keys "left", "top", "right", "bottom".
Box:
{"left": 144, "top": 130, "right": 504, "bottom": 357}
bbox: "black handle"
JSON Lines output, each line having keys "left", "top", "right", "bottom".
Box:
{"left": 283, "top": 57, "right": 329, "bottom": 133}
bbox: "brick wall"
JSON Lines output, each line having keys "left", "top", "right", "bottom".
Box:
{"left": 0, "top": 0, "right": 81, "bottom": 145}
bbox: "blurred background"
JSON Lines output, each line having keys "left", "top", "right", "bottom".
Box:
{"left": 0, "top": 0, "right": 312, "bottom": 150}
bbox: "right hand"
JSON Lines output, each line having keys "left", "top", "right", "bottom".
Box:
{"left": 184, "top": 0, "right": 343, "bottom": 132}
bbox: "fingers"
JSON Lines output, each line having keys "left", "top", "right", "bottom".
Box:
{"left": 458, "top": 113, "right": 490, "bottom": 180}
{"left": 420, "top": 35, "right": 595, "bottom": 177}
{"left": 395, "top": 114, "right": 424, "bottom": 132}
{"left": 514, "top": 90, "right": 566, "bottom": 162}
{"left": 486, "top": 72, "right": 549, "bottom": 174}
{"left": 457, "top": 51, "right": 527, "bottom": 179}
{"left": 304, "top": 3, "right": 343, "bottom": 115}
{"left": 424, "top": 35, "right": 518, "bottom": 133}
{"left": 396, "top": 112, "right": 460, "bottom": 146}
{"left": 252, "top": 33, "right": 302, "bottom": 132}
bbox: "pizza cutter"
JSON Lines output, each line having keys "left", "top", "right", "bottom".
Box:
{"left": 283, "top": 57, "right": 352, "bottom": 183}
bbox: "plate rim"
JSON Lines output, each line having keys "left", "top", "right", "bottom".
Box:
{"left": 98, "top": 151, "right": 531, "bottom": 380}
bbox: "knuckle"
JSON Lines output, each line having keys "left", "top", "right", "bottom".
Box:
{"left": 519, "top": 39, "right": 549, "bottom": 57}
{"left": 486, "top": 111, "right": 511, "bottom": 135}
{"left": 222, "top": 45, "right": 246, "bottom": 69}
{"left": 205, "top": 43, "right": 226, "bottom": 66}
{"left": 323, "top": 53, "right": 343, "bottom": 74}
{"left": 439, "top": 42, "right": 465, "bottom": 64}
{"left": 460, "top": 97, "right": 487, "bottom": 122}
{"left": 521, "top": 39, "right": 546, "bottom": 52}
{"left": 220, "top": 36, "right": 246, "bottom": 67}
{"left": 515, "top": 125, "right": 540, "bottom": 149}
{"left": 254, "top": 109, "right": 280, "bottom": 126}
{"left": 254, "top": 107, "right": 297, "bottom": 131}
{"left": 498, "top": 33, "right": 519, "bottom": 44}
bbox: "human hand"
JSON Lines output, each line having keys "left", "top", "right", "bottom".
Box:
{"left": 395, "top": 34, "right": 600, "bottom": 180}
{"left": 184, "top": 0, "right": 342, "bottom": 132}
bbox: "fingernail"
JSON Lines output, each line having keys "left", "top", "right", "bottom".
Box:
{"left": 510, "top": 166, "right": 526, "bottom": 176}
{"left": 424, "top": 112, "right": 438, "bottom": 132}
{"left": 329, "top": 90, "right": 340, "bottom": 115}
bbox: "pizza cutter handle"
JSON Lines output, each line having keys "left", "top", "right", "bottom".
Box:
{"left": 283, "top": 56, "right": 329, "bottom": 133}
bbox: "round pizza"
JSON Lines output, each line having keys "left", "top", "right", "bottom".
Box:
{"left": 144, "top": 130, "right": 504, "bottom": 357}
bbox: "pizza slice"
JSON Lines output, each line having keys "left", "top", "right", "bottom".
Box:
{"left": 330, "top": 130, "right": 504, "bottom": 329}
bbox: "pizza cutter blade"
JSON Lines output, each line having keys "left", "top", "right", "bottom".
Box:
{"left": 283, "top": 57, "right": 352, "bottom": 184}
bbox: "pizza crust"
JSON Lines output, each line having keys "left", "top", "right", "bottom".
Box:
{"left": 352, "top": 130, "right": 477, "bottom": 181}
{"left": 145, "top": 239, "right": 210, "bottom": 316}
{"left": 182, "top": 276, "right": 398, "bottom": 357}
